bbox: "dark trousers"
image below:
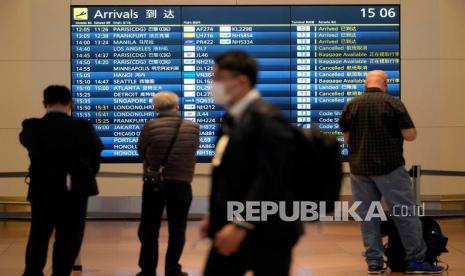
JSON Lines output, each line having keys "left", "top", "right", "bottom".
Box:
{"left": 138, "top": 181, "right": 192, "bottom": 276}
{"left": 23, "top": 194, "right": 88, "bottom": 276}
{"left": 203, "top": 237, "right": 297, "bottom": 276}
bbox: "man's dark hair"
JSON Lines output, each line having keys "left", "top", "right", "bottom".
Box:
{"left": 43, "top": 85, "right": 72, "bottom": 105}
{"left": 214, "top": 51, "right": 259, "bottom": 86}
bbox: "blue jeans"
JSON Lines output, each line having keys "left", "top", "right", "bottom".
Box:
{"left": 350, "top": 166, "right": 427, "bottom": 266}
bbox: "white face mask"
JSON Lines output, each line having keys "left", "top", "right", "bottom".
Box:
{"left": 210, "top": 81, "right": 231, "bottom": 106}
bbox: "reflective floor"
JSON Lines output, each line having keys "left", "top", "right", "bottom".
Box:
{"left": 0, "top": 218, "right": 464, "bottom": 275}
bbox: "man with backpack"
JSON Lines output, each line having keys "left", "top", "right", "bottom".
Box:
{"left": 200, "top": 51, "right": 303, "bottom": 276}
{"left": 339, "top": 70, "right": 445, "bottom": 274}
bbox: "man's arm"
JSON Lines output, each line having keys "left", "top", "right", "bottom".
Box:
{"left": 84, "top": 121, "right": 103, "bottom": 174}
{"left": 343, "top": 132, "right": 350, "bottom": 144}
{"left": 137, "top": 122, "right": 150, "bottom": 158}
{"left": 392, "top": 99, "right": 417, "bottom": 142}
{"left": 193, "top": 122, "right": 200, "bottom": 149}
{"left": 19, "top": 119, "right": 39, "bottom": 148}
{"left": 339, "top": 103, "right": 351, "bottom": 144}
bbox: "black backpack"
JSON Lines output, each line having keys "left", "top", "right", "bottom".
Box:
{"left": 381, "top": 217, "right": 448, "bottom": 272}
{"left": 290, "top": 127, "right": 343, "bottom": 213}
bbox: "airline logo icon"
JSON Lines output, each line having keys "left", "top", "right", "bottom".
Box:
{"left": 184, "top": 98, "right": 195, "bottom": 104}
{"left": 73, "top": 8, "right": 88, "bottom": 20}
{"left": 184, "top": 26, "right": 195, "bottom": 32}
{"left": 184, "top": 111, "right": 196, "bottom": 117}
{"left": 220, "top": 26, "right": 231, "bottom": 32}
{"left": 184, "top": 85, "right": 196, "bottom": 91}
{"left": 183, "top": 33, "right": 196, "bottom": 38}
{"left": 184, "top": 92, "right": 196, "bottom": 98}
{"left": 183, "top": 45, "right": 195, "bottom": 52}
{"left": 184, "top": 59, "right": 195, "bottom": 65}
{"left": 184, "top": 72, "right": 196, "bottom": 78}
{"left": 184, "top": 52, "right": 195, "bottom": 58}
{"left": 184, "top": 79, "right": 196, "bottom": 84}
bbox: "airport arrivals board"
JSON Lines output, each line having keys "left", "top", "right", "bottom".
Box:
{"left": 70, "top": 5, "right": 400, "bottom": 162}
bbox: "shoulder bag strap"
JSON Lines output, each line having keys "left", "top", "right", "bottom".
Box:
{"left": 158, "top": 117, "right": 183, "bottom": 175}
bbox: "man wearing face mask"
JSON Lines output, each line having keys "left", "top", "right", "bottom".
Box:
{"left": 200, "top": 51, "right": 303, "bottom": 276}
{"left": 20, "top": 85, "right": 103, "bottom": 276}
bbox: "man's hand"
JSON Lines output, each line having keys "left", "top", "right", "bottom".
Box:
{"left": 199, "top": 216, "right": 210, "bottom": 239}
{"left": 214, "top": 223, "right": 247, "bottom": 256}
{"left": 401, "top": 128, "right": 417, "bottom": 141}
{"left": 343, "top": 132, "right": 350, "bottom": 144}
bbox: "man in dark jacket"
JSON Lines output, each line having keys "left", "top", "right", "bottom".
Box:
{"left": 19, "top": 85, "right": 102, "bottom": 276}
{"left": 136, "top": 91, "right": 199, "bottom": 276}
{"left": 200, "top": 51, "right": 302, "bottom": 276}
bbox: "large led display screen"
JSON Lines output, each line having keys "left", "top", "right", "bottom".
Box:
{"left": 71, "top": 5, "right": 400, "bottom": 162}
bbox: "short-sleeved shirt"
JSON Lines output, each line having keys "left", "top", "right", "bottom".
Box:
{"left": 339, "top": 87, "right": 415, "bottom": 176}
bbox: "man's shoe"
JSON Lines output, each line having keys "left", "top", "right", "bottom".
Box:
{"left": 166, "top": 272, "right": 187, "bottom": 276}
{"left": 406, "top": 260, "right": 445, "bottom": 274}
{"left": 135, "top": 272, "right": 155, "bottom": 276}
{"left": 367, "top": 264, "right": 386, "bottom": 274}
